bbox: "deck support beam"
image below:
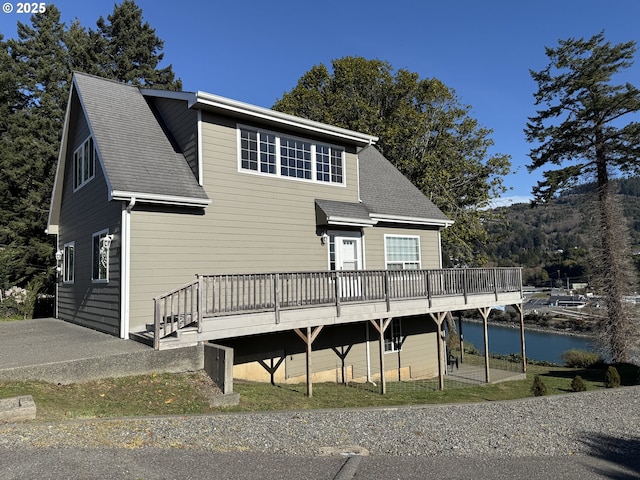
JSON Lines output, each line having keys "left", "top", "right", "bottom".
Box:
{"left": 331, "top": 345, "right": 354, "bottom": 384}
{"left": 478, "top": 306, "right": 491, "bottom": 383}
{"left": 294, "top": 326, "right": 324, "bottom": 397}
{"left": 369, "top": 318, "right": 392, "bottom": 394}
{"left": 514, "top": 303, "right": 527, "bottom": 373}
{"left": 429, "top": 312, "right": 447, "bottom": 390}
{"left": 257, "top": 355, "right": 286, "bottom": 386}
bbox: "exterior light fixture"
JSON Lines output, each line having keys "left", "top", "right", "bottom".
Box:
{"left": 55, "top": 250, "right": 63, "bottom": 262}
{"left": 321, "top": 232, "right": 329, "bottom": 245}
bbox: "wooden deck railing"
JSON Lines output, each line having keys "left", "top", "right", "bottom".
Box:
{"left": 153, "top": 267, "right": 522, "bottom": 348}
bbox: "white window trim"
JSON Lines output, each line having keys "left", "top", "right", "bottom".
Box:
{"left": 384, "top": 234, "right": 422, "bottom": 270}
{"left": 63, "top": 241, "right": 75, "bottom": 284}
{"left": 92, "top": 229, "right": 110, "bottom": 283}
{"left": 73, "top": 136, "right": 96, "bottom": 191}
{"left": 326, "top": 230, "right": 365, "bottom": 271}
{"left": 237, "top": 124, "right": 346, "bottom": 187}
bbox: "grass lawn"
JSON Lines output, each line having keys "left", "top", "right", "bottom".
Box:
{"left": 1, "top": 362, "right": 636, "bottom": 422}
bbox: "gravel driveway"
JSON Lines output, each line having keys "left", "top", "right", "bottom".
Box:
{"left": 0, "top": 386, "right": 638, "bottom": 458}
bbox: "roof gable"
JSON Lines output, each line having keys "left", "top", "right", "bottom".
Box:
{"left": 73, "top": 73, "right": 209, "bottom": 204}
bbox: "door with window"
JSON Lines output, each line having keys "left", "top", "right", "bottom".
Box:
{"left": 332, "top": 233, "right": 363, "bottom": 298}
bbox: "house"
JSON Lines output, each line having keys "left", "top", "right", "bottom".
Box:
{"left": 47, "top": 73, "right": 524, "bottom": 391}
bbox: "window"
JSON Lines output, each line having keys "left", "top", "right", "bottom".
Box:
{"left": 63, "top": 242, "right": 74, "bottom": 283}
{"left": 239, "top": 126, "right": 344, "bottom": 185}
{"left": 92, "top": 230, "right": 110, "bottom": 282}
{"left": 73, "top": 136, "right": 96, "bottom": 190}
{"left": 280, "top": 137, "right": 311, "bottom": 179}
{"left": 316, "top": 145, "right": 344, "bottom": 183}
{"left": 384, "top": 318, "right": 403, "bottom": 353}
{"left": 385, "top": 236, "right": 421, "bottom": 270}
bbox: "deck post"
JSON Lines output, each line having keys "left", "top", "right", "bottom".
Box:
{"left": 369, "top": 318, "right": 391, "bottom": 394}
{"left": 430, "top": 312, "right": 447, "bottom": 390}
{"left": 153, "top": 298, "right": 160, "bottom": 350}
{"left": 384, "top": 270, "right": 390, "bottom": 312}
{"left": 478, "top": 306, "right": 491, "bottom": 383}
{"left": 515, "top": 303, "right": 527, "bottom": 373}
{"left": 294, "top": 326, "right": 324, "bottom": 397}
{"left": 333, "top": 271, "right": 341, "bottom": 317}
{"left": 274, "top": 273, "right": 281, "bottom": 324}
{"left": 197, "top": 275, "right": 204, "bottom": 333}
{"left": 458, "top": 312, "right": 464, "bottom": 364}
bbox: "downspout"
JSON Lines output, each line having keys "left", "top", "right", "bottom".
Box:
{"left": 120, "top": 196, "right": 135, "bottom": 339}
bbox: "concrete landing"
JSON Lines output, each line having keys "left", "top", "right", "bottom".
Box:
{"left": 0, "top": 318, "right": 204, "bottom": 384}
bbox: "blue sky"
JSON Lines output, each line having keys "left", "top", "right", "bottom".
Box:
{"left": 2, "top": 0, "right": 639, "bottom": 203}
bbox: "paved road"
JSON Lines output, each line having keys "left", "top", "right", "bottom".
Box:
{"left": 1, "top": 448, "right": 639, "bottom": 479}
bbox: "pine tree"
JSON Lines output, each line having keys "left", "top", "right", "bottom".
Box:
{"left": 0, "top": 1, "right": 183, "bottom": 294}
{"left": 94, "top": 0, "right": 181, "bottom": 90}
{"left": 525, "top": 32, "right": 640, "bottom": 362}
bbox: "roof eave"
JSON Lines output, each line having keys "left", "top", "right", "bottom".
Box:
{"left": 111, "top": 190, "right": 212, "bottom": 208}
{"left": 369, "top": 213, "right": 454, "bottom": 228}
{"left": 191, "top": 92, "right": 379, "bottom": 147}
{"left": 325, "top": 216, "right": 378, "bottom": 227}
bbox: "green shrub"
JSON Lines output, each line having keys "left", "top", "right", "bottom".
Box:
{"left": 571, "top": 375, "right": 587, "bottom": 392}
{"left": 531, "top": 375, "right": 548, "bottom": 397}
{"left": 560, "top": 349, "right": 602, "bottom": 368}
{"left": 604, "top": 366, "right": 621, "bottom": 388}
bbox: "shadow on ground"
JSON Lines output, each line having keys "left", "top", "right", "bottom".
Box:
{"left": 580, "top": 433, "right": 640, "bottom": 479}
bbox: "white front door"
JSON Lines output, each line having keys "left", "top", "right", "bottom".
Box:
{"left": 334, "top": 234, "right": 363, "bottom": 298}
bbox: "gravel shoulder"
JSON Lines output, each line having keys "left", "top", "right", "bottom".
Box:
{"left": 0, "top": 386, "right": 638, "bottom": 458}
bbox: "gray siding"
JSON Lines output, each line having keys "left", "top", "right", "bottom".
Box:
{"left": 225, "top": 316, "right": 440, "bottom": 382}
{"left": 57, "top": 92, "right": 122, "bottom": 335}
{"left": 128, "top": 113, "right": 362, "bottom": 329}
{"left": 150, "top": 98, "right": 199, "bottom": 181}
{"left": 364, "top": 225, "right": 442, "bottom": 270}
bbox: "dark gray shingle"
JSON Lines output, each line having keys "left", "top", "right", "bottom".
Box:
{"left": 358, "top": 146, "right": 450, "bottom": 224}
{"left": 74, "top": 73, "right": 208, "bottom": 203}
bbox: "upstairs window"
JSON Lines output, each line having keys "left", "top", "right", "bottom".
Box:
{"left": 239, "top": 126, "right": 344, "bottom": 185}
{"left": 385, "top": 235, "right": 421, "bottom": 270}
{"left": 73, "top": 136, "right": 96, "bottom": 190}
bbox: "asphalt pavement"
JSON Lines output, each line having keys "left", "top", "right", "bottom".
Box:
{"left": 1, "top": 448, "right": 639, "bottom": 479}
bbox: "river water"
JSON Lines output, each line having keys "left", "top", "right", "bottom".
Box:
{"left": 459, "top": 320, "right": 596, "bottom": 365}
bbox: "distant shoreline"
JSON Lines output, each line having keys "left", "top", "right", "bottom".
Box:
{"left": 459, "top": 317, "right": 596, "bottom": 340}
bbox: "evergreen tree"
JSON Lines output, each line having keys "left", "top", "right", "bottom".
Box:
{"left": 274, "top": 57, "right": 511, "bottom": 266}
{"left": 0, "top": 7, "right": 70, "bottom": 289}
{"left": 94, "top": 0, "right": 181, "bottom": 90}
{"left": 0, "top": 1, "right": 182, "bottom": 294}
{"left": 525, "top": 32, "right": 640, "bottom": 362}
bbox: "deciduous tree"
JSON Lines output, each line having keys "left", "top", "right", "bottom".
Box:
{"left": 525, "top": 32, "right": 640, "bottom": 361}
{"left": 274, "top": 57, "right": 511, "bottom": 266}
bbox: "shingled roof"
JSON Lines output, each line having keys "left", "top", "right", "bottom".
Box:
{"left": 315, "top": 146, "right": 451, "bottom": 228}
{"left": 358, "top": 146, "right": 451, "bottom": 225}
{"left": 72, "top": 73, "right": 209, "bottom": 205}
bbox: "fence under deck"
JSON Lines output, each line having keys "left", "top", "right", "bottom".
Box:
{"left": 152, "top": 268, "right": 523, "bottom": 349}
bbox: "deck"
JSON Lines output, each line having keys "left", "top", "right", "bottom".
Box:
{"left": 151, "top": 268, "right": 523, "bottom": 350}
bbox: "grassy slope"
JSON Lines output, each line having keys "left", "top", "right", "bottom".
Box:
{"left": 1, "top": 363, "right": 637, "bottom": 422}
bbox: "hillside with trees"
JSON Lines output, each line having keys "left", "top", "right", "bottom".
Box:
{"left": 484, "top": 177, "right": 640, "bottom": 287}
